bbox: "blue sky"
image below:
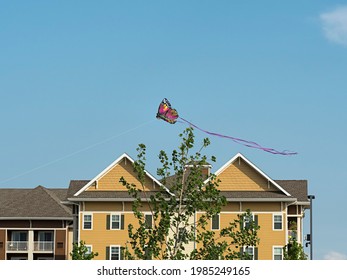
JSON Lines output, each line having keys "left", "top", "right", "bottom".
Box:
{"left": 1, "top": 1, "right": 347, "bottom": 260}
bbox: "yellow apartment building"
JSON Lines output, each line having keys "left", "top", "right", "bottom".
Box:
{"left": 66, "top": 152, "right": 310, "bottom": 260}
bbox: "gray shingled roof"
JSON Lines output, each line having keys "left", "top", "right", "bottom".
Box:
{"left": 72, "top": 190, "right": 167, "bottom": 200}
{"left": 67, "top": 180, "right": 168, "bottom": 201}
{"left": 67, "top": 178, "right": 308, "bottom": 203}
{"left": 67, "top": 180, "right": 90, "bottom": 199}
{"left": 0, "top": 186, "right": 72, "bottom": 219}
{"left": 275, "top": 180, "right": 309, "bottom": 202}
{"left": 221, "top": 191, "right": 291, "bottom": 200}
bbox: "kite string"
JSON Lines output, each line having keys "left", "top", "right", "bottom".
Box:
{"left": 179, "top": 117, "right": 297, "bottom": 155}
{"left": 0, "top": 119, "right": 155, "bottom": 185}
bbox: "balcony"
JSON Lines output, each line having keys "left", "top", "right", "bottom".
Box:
{"left": 288, "top": 230, "right": 298, "bottom": 241}
{"left": 7, "top": 241, "right": 28, "bottom": 251}
{"left": 7, "top": 241, "right": 54, "bottom": 252}
{"left": 33, "top": 241, "right": 54, "bottom": 252}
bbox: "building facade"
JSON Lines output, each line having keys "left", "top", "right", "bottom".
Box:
{"left": 0, "top": 152, "right": 310, "bottom": 260}
{"left": 66, "top": 153, "right": 310, "bottom": 260}
{"left": 0, "top": 186, "right": 73, "bottom": 260}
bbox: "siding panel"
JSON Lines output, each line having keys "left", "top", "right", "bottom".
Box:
{"left": 0, "top": 230, "right": 5, "bottom": 260}
{"left": 88, "top": 158, "right": 159, "bottom": 192}
{"left": 217, "top": 159, "right": 278, "bottom": 192}
{"left": 80, "top": 212, "right": 139, "bottom": 260}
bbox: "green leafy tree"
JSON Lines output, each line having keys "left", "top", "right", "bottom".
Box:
{"left": 191, "top": 209, "right": 260, "bottom": 260}
{"left": 120, "top": 128, "right": 260, "bottom": 260}
{"left": 283, "top": 238, "right": 308, "bottom": 260}
{"left": 70, "top": 240, "right": 99, "bottom": 260}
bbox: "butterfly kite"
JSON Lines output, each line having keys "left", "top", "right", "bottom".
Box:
{"left": 156, "top": 98, "right": 297, "bottom": 155}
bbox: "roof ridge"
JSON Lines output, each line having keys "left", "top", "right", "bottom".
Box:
{"left": 43, "top": 187, "right": 72, "bottom": 215}
{"left": 0, "top": 186, "right": 72, "bottom": 218}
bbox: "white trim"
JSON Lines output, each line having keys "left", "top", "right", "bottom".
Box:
{"left": 85, "top": 245, "right": 93, "bottom": 256}
{"left": 110, "top": 213, "right": 122, "bottom": 230}
{"left": 205, "top": 153, "right": 291, "bottom": 196}
{"left": 74, "top": 153, "right": 171, "bottom": 197}
{"left": 196, "top": 211, "right": 282, "bottom": 214}
{"left": 82, "top": 213, "right": 93, "bottom": 230}
{"left": 273, "top": 213, "right": 283, "bottom": 231}
{"left": 68, "top": 197, "right": 296, "bottom": 203}
{"left": 243, "top": 246, "right": 255, "bottom": 260}
{"left": 110, "top": 245, "right": 121, "bottom": 260}
{"left": 80, "top": 210, "right": 130, "bottom": 214}
{"left": 226, "top": 198, "right": 295, "bottom": 202}
{"left": 68, "top": 197, "right": 171, "bottom": 202}
{"left": 273, "top": 246, "right": 284, "bottom": 260}
{"left": 243, "top": 213, "right": 255, "bottom": 229}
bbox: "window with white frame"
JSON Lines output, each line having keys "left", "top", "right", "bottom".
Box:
{"left": 85, "top": 245, "right": 92, "bottom": 256}
{"left": 243, "top": 246, "right": 255, "bottom": 260}
{"left": 111, "top": 214, "right": 121, "bottom": 230}
{"left": 243, "top": 214, "right": 254, "bottom": 229}
{"left": 110, "top": 246, "right": 121, "bottom": 260}
{"left": 212, "top": 214, "right": 220, "bottom": 230}
{"left": 273, "top": 214, "right": 283, "bottom": 230}
{"left": 273, "top": 247, "right": 283, "bottom": 260}
{"left": 83, "top": 214, "right": 92, "bottom": 230}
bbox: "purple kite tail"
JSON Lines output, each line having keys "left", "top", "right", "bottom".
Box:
{"left": 179, "top": 117, "right": 297, "bottom": 156}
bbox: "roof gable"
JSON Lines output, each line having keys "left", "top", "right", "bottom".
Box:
{"left": 74, "top": 153, "right": 163, "bottom": 196}
{"left": 211, "top": 153, "right": 290, "bottom": 196}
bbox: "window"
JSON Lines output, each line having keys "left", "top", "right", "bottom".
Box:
{"left": 273, "top": 247, "right": 283, "bottom": 260}
{"left": 273, "top": 214, "right": 283, "bottom": 230}
{"left": 243, "top": 215, "right": 254, "bottom": 229}
{"left": 38, "top": 231, "right": 53, "bottom": 242}
{"left": 111, "top": 214, "right": 120, "bottom": 230}
{"left": 110, "top": 246, "right": 121, "bottom": 260}
{"left": 83, "top": 214, "right": 92, "bottom": 230}
{"left": 241, "top": 246, "right": 258, "bottom": 260}
{"left": 10, "top": 231, "right": 28, "bottom": 251}
{"left": 85, "top": 245, "right": 92, "bottom": 257}
{"left": 37, "top": 231, "right": 54, "bottom": 251}
{"left": 212, "top": 214, "right": 220, "bottom": 230}
{"left": 243, "top": 246, "right": 255, "bottom": 260}
{"left": 145, "top": 214, "right": 153, "bottom": 229}
{"left": 11, "top": 231, "right": 27, "bottom": 241}
{"left": 107, "top": 214, "right": 124, "bottom": 230}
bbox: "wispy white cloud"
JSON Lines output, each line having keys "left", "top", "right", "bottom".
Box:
{"left": 320, "top": 6, "right": 347, "bottom": 46}
{"left": 324, "top": 251, "right": 347, "bottom": 260}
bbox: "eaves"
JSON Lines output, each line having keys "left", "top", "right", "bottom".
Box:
{"left": 0, "top": 217, "right": 73, "bottom": 220}
{"left": 226, "top": 198, "right": 297, "bottom": 202}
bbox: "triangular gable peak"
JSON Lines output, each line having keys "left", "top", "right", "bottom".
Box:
{"left": 211, "top": 153, "right": 290, "bottom": 196}
{"left": 74, "top": 153, "right": 162, "bottom": 196}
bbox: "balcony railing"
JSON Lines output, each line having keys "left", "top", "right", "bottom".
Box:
{"left": 7, "top": 241, "right": 54, "bottom": 252}
{"left": 7, "top": 241, "right": 28, "bottom": 251}
{"left": 34, "top": 241, "right": 54, "bottom": 252}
